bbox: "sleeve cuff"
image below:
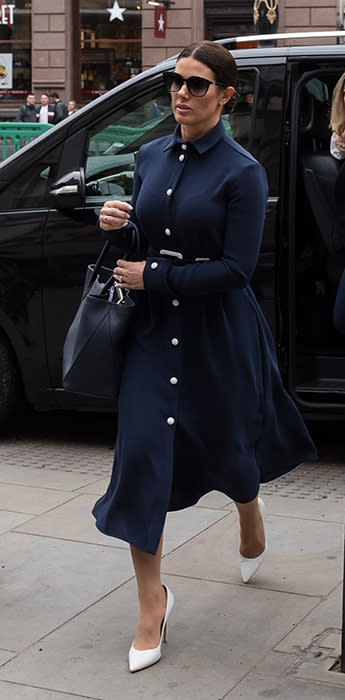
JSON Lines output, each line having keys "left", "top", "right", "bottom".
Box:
{"left": 143, "top": 257, "right": 173, "bottom": 294}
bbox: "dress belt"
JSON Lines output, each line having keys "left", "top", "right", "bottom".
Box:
{"left": 149, "top": 247, "right": 211, "bottom": 264}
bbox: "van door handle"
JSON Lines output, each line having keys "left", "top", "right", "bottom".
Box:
{"left": 50, "top": 184, "right": 79, "bottom": 196}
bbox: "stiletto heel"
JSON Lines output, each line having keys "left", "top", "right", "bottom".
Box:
{"left": 128, "top": 584, "right": 174, "bottom": 673}
{"left": 240, "top": 497, "right": 266, "bottom": 584}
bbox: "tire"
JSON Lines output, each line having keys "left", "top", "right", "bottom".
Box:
{"left": 0, "top": 335, "right": 21, "bottom": 427}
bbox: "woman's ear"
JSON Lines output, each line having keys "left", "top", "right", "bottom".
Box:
{"left": 223, "top": 86, "right": 235, "bottom": 106}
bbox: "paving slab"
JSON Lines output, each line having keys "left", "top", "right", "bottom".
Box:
{"left": 223, "top": 669, "right": 345, "bottom": 699}
{"left": 162, "top": 511, "right": 343, "bottom": 595}
{"left": 75, "top": 478, "right": 112, "bottom": 496}
{"left": 163, "top": 506, "right": 229, "bottom": 555}
{"left": 14, "top": 496, "right": 228, "bottom": 555}
{"left": 196, "top": 490, "right": 233, "bottom": 509}
{"left": 247, "top": 493, "right": 345, "bottom": 523}
{"left": 0, "top": 510, "right": 33, "bottom": 535}
{"left": 13, "top": 494, "right": 127, "bottom": 549}
{"left": 0, "top": 682, "right": 97, "bottom": 700}
{"left": 0, "top": 464, "right": 100, "bottom": 491}
{"left": 0, "top": 575, "right": 319, "bottom": 700}
{"left": 258, "top": 462, "right": 345, "bottom": 502}
{"left": 0, "top": 652, "right": 16, "bottom": 666}
{"left": 275, "top": 584, "right": 342, "bottom": 653}
{"left": 0, "top": 483, "right": 79, "bottom": 515}
{"left": 292, "top": 657, "right": 345, "bottom": 687}
{"left": 0, "top": 531, "right": 133, "bottom": 651}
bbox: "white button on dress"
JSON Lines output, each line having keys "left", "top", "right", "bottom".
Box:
{"left": 179, "top": 154, "right": 185, "bottom": 162}
{"left": 167, "top": 417, "right": 175, "bottom": 425}
{"left": 172, "top": 299, "right": 180, "bottom": 307}
{"left": 166, "top": 188, "right": 172, "bottom": 196}
{"left": 170, "top": 377, "right": 178, "bottom": 385}
{"left": 151, "top": 261, "right": 158, "bottom": 270}
{"left": 181, "top": 143, "right": 187, "bottom": 150}
{"left": 165, "top": 228, "right": 171, "bottom": 236}
{"left": 171, "top": 338, "right": 179, "bottom": 346}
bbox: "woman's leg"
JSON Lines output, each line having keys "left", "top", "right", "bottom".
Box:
{"left": 130, "top": 530, "right": 167, "bottom": 650}
{"left": 235, "top": 497, "right": 265, "bottom": 558}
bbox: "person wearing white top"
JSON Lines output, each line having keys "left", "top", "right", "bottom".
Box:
{"left": 36, "top": 93, "right": 55, "bottom": 125}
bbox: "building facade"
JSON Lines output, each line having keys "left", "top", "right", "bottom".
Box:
{"left": 0, "top": 0, "right": 341, "bottom": 117}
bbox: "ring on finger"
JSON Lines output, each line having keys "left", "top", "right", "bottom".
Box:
{"left": 118, "top": 275, "right": 123, "bottom": 284}
{"left": 104, "top": 214, "right": 108, "bottom": 222}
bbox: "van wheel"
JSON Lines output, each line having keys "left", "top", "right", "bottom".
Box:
{"left": 0, "top": 335, "right": 21, "bottom": 428}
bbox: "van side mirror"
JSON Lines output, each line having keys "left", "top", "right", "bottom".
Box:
{"left": 50, "top": 168, "right": 85, "bottom": 209}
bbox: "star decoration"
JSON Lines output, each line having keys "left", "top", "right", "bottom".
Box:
{"left": 107, "top": 1, "right": 127, "bottom": 22}
{"left": 158, "top": 13, "right": 165, "bottom": 32}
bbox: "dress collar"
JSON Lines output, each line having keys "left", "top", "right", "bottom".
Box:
{"left": 162, "top": 120, "right": 226, "bottom": 154}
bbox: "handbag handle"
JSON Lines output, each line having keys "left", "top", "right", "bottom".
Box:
{"left": 89, "top": 222, "right": 141, "bottom": 289}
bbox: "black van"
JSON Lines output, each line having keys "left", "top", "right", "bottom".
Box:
{"left": 1, "top": 32, "right": 345, "bottom": 426}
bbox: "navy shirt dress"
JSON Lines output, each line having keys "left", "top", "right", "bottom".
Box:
{"left": 92, "top": 120, "right": 317, "bottom": 555}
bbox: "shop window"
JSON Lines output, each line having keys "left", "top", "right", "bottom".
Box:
{"left": 80, "top": 0, "right": 142, "bottom": 102}
{"left": 0, "top": 1, "right": 31, "bottom": 103}
{"left": 85, "top": 85, "right": 173, "bottom": 201}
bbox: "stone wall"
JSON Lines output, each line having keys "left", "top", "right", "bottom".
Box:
{"left": 142, "top": 0, "right": 204, "bottom": 71}
{"left": 31, "top": 0, "right": 74, "bottom": 101}
{"left": 279, "top": 0, "right": 338, "bottom": 43}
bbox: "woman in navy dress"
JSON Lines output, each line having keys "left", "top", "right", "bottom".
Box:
{"left": 93, "top": 41, "right": 317, "bottom": 672}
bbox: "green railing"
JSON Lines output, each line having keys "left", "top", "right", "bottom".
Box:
{"left": 0, "top": 123, "right": 52, "bottom": 160}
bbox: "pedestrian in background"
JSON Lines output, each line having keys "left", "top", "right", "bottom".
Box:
{"left": 68, "top": 99, "right": 78, "bottom": 116}
{"left": 330, "top": 71, "right": 345, "bottom": 160}
{"left": 93, "top": 40, "right": 317, "bottom": 674}
{"left": 16, "top": 93, "right": 37, "bottom": 122}
{"left": 49, "top": 91, "right": 68, "bottom": 123}
{"left": 36, "top": 93, "right": 55, "bottom": 124}
{"left": 331, "top": 72, "right": 345, "bottom": 332}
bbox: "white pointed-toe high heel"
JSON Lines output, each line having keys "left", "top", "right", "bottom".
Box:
{"left": 240, "top": 497, "right": 266, "bottom": 584}
{"left": 128, "top": 584, "right": 174, "bottom": 673}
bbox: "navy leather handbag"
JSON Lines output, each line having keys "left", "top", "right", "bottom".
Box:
{"left": 62, "top": 224, "right": 140, "bottom": 400}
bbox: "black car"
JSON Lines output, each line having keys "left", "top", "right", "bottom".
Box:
{"left": 1, "top": 31, "right": 345, "bottom": 426}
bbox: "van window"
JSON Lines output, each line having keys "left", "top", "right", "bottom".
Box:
{"left": 0, "top": 145, "right": 61, "bottom": 211}
{"left": 84, "top": 87, "right": 174, "bottom": 202}
{"left": 230, "top": 69, "right": 258, "bottom": 151}
{"left": 84, "top": 73, "right": 259, "bottom": 202}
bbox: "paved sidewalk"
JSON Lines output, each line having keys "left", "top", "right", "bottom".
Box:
{"left": 0, "top": 418, "right": 345, "bottom": 699}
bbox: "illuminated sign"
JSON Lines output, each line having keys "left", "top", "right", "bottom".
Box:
{"left": 0, "top": 4, "right": 15, "bottom": 25}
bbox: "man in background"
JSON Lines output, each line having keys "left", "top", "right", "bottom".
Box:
{"left": 36, "top": 93, "right": 55, "bottom": 124}
{"left": 16, "top": 94, "right": 37, "bottom": 122}
{"left": 49, "top": 92, "right": 68, "bottom": 123}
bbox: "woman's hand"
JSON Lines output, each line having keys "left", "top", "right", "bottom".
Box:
{"left": 335, "top": 134, "right": 345, "bottom": 153}
{"left": 114, "top": 259, "right": 146, "bottom": 290}
{"left": 100, "top": 200, "right": 133, "bottom": 230}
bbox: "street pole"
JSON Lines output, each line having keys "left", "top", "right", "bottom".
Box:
{"left": 341, "top": 530, "right": 345, "bottom": 672}
{"left": 337, "top": 0, "right": 345, "bottom": 43}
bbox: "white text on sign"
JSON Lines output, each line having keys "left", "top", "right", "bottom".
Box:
{"left": 0, "top": 5, "right": 15, "bottom": 26}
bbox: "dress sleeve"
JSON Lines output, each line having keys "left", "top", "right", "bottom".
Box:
{"left": 97, "top": 150, "right": 143, "bottom": 247}
{"left": 143, "top": 161, "right": 268, "bottom": 296}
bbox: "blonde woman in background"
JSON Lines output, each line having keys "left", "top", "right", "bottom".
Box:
{"left": 330, "top": 72, "right": 345, "bottom": 160}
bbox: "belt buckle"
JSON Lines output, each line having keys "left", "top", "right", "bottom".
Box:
{"left": 159, "top": 249, "right": 183, "bottom": 260}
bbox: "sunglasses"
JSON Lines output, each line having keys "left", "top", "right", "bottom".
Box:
{"left": 163, "top": 71, "right": 226, "bottom": 98}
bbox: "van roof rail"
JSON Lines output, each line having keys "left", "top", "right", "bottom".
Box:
{"left": 219, "top": 30, "right": 345, "bottom": 48}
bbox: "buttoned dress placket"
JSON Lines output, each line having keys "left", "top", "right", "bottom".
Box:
{"left": 151, "top": 142, "right": 189, "bottom": 457}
